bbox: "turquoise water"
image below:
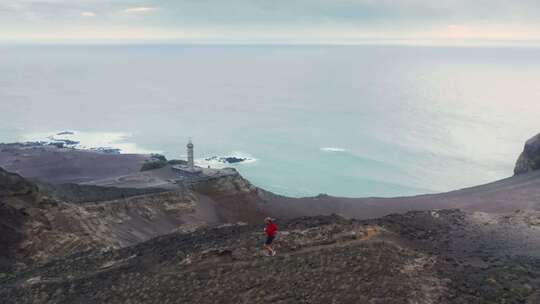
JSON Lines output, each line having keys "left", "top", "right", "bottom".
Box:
{"left": 1, "top": 44, "right": 539, "bottom": 197}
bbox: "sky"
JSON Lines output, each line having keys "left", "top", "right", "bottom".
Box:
{"left": 2, "top": 0, "right": 540, "bottom": 44}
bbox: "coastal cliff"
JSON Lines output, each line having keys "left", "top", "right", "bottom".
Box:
{"left": 2, "top": 136, "right": 540, "bottom": 303}
{"left": 0, "top": 165, "right": 265, "bottom": 272}
{"left": 188, "top": 168, "right": 266, "bottom": 224}
{"left": 0, "top": 167, "right": 40, "bottom": 271}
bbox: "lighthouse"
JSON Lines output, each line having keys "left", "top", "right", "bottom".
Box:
{"left": 187, "top": 139, "right": 194, "bottom": 169}
{"left": 171, "top": 139, "right": 201, "bottom": 175}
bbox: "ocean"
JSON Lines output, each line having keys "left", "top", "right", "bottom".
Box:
{"left": 1, "top": 44, "right": 539, "bottom": 197}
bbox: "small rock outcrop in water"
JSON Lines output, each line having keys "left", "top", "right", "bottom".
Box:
{"left": 514, "top": 133, "right": 540, "bottom": 175}
{"left": 205, "top": 156, "right": 251, "bottom": 164}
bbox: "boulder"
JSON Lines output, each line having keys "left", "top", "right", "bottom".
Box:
{"left": 514, "top": 133, "right": 540, "bottom": 175}
{"left": 0, "top": 167, "right": 38, "bottom": 197}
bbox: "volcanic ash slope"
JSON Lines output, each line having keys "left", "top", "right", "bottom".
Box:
{"left": 2, "top": 210, "right": 540, "bottom": 304}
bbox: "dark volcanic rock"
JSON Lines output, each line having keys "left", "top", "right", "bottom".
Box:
{"left": 0, "top": 166, "right": 267, "bottom": 275}
{"left": 515, "top": 133, "right": 540, "bottom": 175}
{"left": 205, "top": 156, "right": 250, "bottom": 164}
{"left": 168, "top": 159, "right": 188, "bottom": 166}
{"left": 37, "top": 182, "right": 167, "bottom": 204}
{"left": 2, "top": 211, "right": 539, "bottom": 303}
{"left": 0, "top": 204, "right": 26, "bottom": 272}
{"left": 0, "top": 168, "right": 39, "bottom": 272}
{"left": 0, "top": 167, "right": 38, "bottom": 197}
{"left": 222, "top": 157, "right": 246, "bottom": 164}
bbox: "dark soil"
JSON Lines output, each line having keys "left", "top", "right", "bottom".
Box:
{"left": 1, "top": 211, "right": 539, "bottom": 304}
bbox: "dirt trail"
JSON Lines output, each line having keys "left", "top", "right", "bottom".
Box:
{"left": 173, "top": 226, "right": 383, "bottom": 275}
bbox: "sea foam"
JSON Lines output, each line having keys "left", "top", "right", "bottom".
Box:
{"left": 196, "top": 151, "right": 257, "bottom": 169}
{"left": 20, "top": 131, "right": 156, "bottom": 154}
{"left": 320, "top": 147, "right": 348, "bottom": 152}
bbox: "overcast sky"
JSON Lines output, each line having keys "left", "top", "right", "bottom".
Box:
{"left": 2, "top": 0, "right": 540, "bottom": 43}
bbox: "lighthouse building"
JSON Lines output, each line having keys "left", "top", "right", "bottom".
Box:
{"left": 187, "top": 140, "right": 194, "bottom": 169}
{"left": 171, "top": 139, "right": 202, "bottom": 174}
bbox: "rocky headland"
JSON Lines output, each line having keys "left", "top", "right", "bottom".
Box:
{"left": 0, "top": 135, "right": 540, "bottom": 303}
{"left": 515, "top": 133, "right": 540, "bottom": 175}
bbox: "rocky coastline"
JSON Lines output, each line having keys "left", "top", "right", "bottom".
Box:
{"left": 1, "top": 134, "right": 540, "bottom": 303}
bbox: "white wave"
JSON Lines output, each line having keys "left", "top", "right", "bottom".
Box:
{"left": 20, "top": 130, "right": 157, "bottom": 154}
{"left": 320, "top": 147, "right": 348, "bottom": 152}
{"left": 196, "top": 151, "right": 257, "bottom": 169}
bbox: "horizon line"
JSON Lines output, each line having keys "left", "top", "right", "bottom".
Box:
{"left": 2, "top": 38, "right": 540, "bottom": 48}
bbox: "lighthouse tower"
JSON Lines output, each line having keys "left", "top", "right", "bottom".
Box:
{"left": 187, "top": 139, "right": 194, "bottom": 169}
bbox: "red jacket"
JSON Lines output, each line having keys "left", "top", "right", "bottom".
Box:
{"left": 265, "top": 222, "right": 277, "bottom": 237}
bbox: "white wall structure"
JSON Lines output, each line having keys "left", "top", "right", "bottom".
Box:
{"left": 187, "top": 140, "right": 194, "bottom": 169}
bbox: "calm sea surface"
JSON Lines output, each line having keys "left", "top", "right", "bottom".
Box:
{"left": 1, "top": 44, "right": 539, "bottom": 197}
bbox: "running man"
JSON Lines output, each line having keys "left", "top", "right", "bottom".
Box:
{"left": 263, "top": 217, "right": 277, "bottom": 256}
